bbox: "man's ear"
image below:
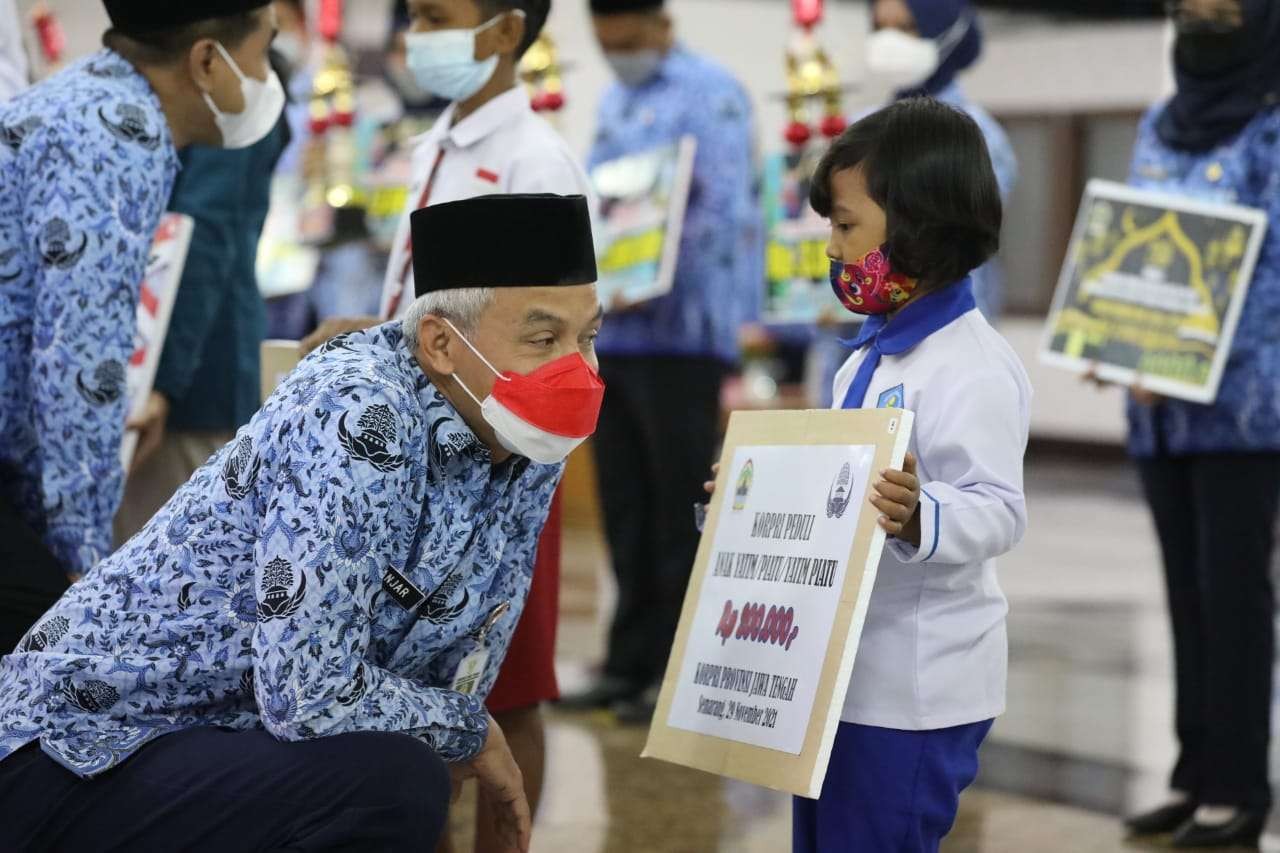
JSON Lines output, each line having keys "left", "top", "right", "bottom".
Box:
{"left": 416, "top": 315, "right": 459, "bottom": 375}
{"left": 484, "top": 10, "right": 526, "bottom": 59}
{"left": 653, "top": 11, "right": 674, "bottom": 48}
{"left": 186, "top": 38, "right": 220, "bottom": 95}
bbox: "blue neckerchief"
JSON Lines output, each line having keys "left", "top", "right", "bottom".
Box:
{"left": 839, "top": 278, "right": 977, "bottom": 410}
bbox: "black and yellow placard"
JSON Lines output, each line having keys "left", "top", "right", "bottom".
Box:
{"left": 1041, "top": 179, "right": 1267, "bottom": 404}
{"left": 592, "top": 136, "right": 697, "bottom": 308}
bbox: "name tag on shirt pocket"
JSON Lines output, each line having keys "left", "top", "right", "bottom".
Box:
{"left": 382, "top": 567, "right": 426, "bottom": 612}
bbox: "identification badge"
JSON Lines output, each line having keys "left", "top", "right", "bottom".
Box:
{"left": 451, "top": 648, "right": 491, "bottom": 694}
{"left": 449, "top": 601, "right": 512, "bottom": 695}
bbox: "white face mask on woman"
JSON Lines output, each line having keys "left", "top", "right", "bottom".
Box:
{"left": 202, "top": 41, "right": 286, "bottom": 149}
{"left": 865, "top": 15, "right": 971, "bottom": 91}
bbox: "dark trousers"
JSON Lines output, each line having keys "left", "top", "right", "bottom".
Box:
{"left": 594, "top": 355, "right": 727, "bottom": 687}
{"left": 1137, "top": 452, "right": 1280, "bottom": 809}
{"left": 0, "top": 489, "right": 69, "bottom": 654}
{"left": 0, "top": 727, "right": 451, "bottom": 852}
{"left": 792, "top": 720, "right": 992, "bottom": 853}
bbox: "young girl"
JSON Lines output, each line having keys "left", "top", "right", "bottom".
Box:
{"left": 797, "top": 97, "right": 1031, "bottom": 851}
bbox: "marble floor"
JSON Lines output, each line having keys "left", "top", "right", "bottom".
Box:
{"left": 445, "top": 448, "right": 1280, "bottom": 852}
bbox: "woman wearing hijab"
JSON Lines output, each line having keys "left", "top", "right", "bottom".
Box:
{"left": 1122, "top": 1, "right": 1280, "bottom": 847}
{"left": 809, "top": 0, "right": 1017, "bottom": 407}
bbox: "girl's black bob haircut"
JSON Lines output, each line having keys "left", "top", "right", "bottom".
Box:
{"left": 810, "top": 97, "right": 1003, "bottom": 289}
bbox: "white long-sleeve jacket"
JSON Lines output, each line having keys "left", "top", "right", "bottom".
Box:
{"left": 833, "top": 304, "right": 1032, "bottom": 730}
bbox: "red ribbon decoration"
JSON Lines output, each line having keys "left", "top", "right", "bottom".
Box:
{"left": 792, "top": 0, "right": 823, "bottom": 29}
{"left": 34, "top": 9, "right": 65, "bottom": 63}
{"left": 318, "top": 0, "right": 343, "bottom": 43}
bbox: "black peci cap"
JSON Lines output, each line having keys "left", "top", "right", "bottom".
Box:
{"left": 589, "top": 0, "right": 664, "bottom": 14}
{"left": 412, "top": 194, "right": 598, "bottom": 296}
{"left": 103, "top": 0, "right": 273, "bottom": 34}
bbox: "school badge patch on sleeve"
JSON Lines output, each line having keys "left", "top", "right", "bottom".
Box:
{"left": 876, "top": 384, "right": 905, "bottom": 409}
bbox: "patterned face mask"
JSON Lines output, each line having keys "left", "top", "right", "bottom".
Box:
{"left": 828, "top": 245, "right": 918, "bottom": 316}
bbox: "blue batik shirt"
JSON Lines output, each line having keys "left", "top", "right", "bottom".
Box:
{"left": 589, "top": 46, "right": 762, "bottom": 364}
{"left": 0, "top": 323, "right": 562, "bottom": 777}
{"left": 0, "top": 50, "right": 180, "bottom": 574}
{"left": 1126, "top": 105, "right": 1280, "bottom": 456}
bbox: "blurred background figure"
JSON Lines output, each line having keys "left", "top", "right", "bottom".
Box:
{"left": 113, "top": 61, "right": 291, "bottom": 541}
{"left": 0, "top": 0, "right": 280, "bottom": 653}
{"left": 1119, "top": 0, "right": 1280, "bottom": 848}
{"left": 559, "top": 0, "right": 760, "bottom": 724}
{"left": 0, "top": 0, "right": 30, "bottom": 101}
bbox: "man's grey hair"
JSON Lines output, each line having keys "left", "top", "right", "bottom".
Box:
{"left": 401, "top": 288, "right": 495, "bottom": 350}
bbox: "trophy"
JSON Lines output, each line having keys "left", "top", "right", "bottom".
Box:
{"left": 300, "top": 0, "right": 359, "bottom": 241}
{"left": 520, "top": 32, "right": 566, "bottom": 114}
{"left": 31, "top": 2, "right": 66, "bottom": 74}
{"left": 783, "top": 0, "right": 846, "bottom": 149}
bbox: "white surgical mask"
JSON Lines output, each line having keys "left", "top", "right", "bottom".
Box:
{"left": 865, "top": 15, "right": 971, "bottom": 91}
{"left": 604, "top": 49, "right": 664, "bottom": 87}
{"left": 203, "top": 42, "right": 286, "bottom": 150}
{"left": 444, "top": 320, "right": 604, "bottom": 466}
{"left": 404, "top": 13, "right": 521, "bottom": 103}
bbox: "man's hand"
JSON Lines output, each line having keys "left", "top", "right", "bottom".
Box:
{"left": 456, "top": 715, "right": 530, "bottom": 853}
{"left": 299, "top": 315, "right": 379, "bottom": 356}
{"left": 127, "top": 391, "right": 169, "bottom": 472}
{"left": 870, "top": 453, "right": 921, "bottom": 546}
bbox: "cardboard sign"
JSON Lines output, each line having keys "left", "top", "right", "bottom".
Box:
{"left": 1041, "top": 179, "right": 1267, "bottom": 404}
{"left": 761, "top": 148, "right": 837, "bottom": 325}
{"left": 644, "top": 408, "right": 913, "bottom": 798}
{"left": 120, "top": 213, "right": 195, "bottom": 470}
{"left": 260, "top": 339, "right": 303, "bottom": 403}
{"left": 592, "top": 136, "right": 697, "bottom": 308}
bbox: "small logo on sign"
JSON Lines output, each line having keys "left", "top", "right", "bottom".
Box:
{"left": 382, "top": 568, "right": 425, "bottom": 612}
{"left": 826, "top": 462, "right": 853, "bottom": 519}
{"left": 733, "top": 459, "right": 754, "bottom": 511}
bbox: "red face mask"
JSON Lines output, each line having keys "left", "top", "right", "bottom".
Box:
{"left": 448, "top": 321, "right": 606, "bottom": 464}
{"left": 829, "top": 245, "right": 919, "bottom": 315}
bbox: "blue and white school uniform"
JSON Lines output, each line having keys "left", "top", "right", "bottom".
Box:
{"left": 794, "top": 279, "right": 1032, "bottom": 852}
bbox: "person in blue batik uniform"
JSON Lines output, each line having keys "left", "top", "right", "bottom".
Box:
{"left": 1120, "top": 1, "right": 1280, "bottom": 848}
{"left": 561, "top": 0, "right": 762, "bottom": 721}
{"left": 0, "top": 0, "right": 283, "bottom": 654}
{"left": 810, "top": 0, "right": 1018, "bottom": 408}
{"left": 0, "top": 194, "right": 605, "bottom": 853}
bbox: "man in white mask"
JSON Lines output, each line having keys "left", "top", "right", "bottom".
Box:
{"left": 0, "top": 2, "right": 284, "bottom": 653}
{"left": 0, "top": 194, "right": 602, "bottom": 853}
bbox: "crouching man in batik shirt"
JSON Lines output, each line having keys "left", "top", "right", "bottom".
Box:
{"left": 0, "top": 194, "right": 604, "bottom": 853}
